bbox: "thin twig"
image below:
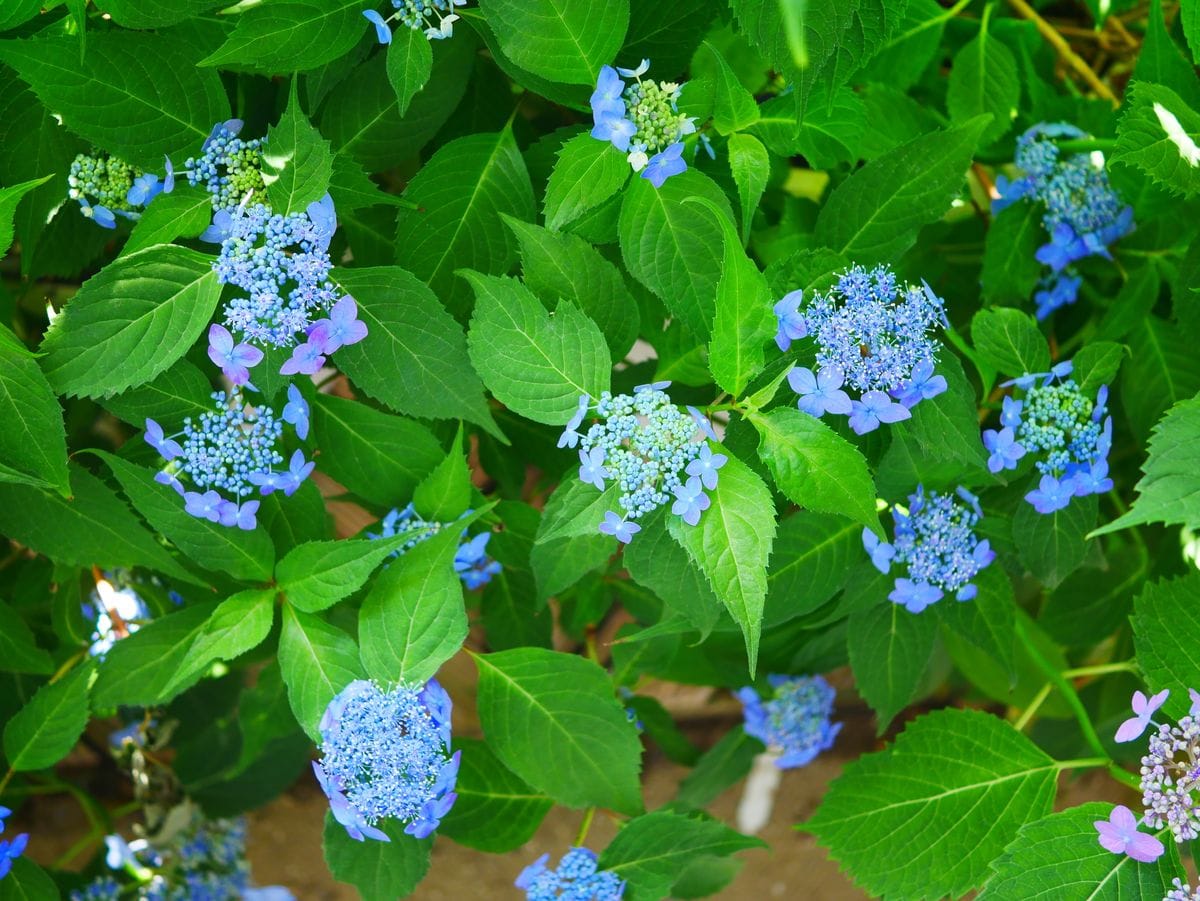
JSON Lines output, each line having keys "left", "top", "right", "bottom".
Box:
{"left": 1007, "top": 0, "right": 1119, "bottom": 107}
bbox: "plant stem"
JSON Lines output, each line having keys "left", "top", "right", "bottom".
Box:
{"left": 1053, "top": 756, "right": 1109, "bottom": 771}
{"left": 1062, "top": 661, "right": 1138, "bottom": 679}
{"left": 1014, "top": 682, "right": 1053, "bottom": 731}
{"left": 575, "top": 807, "right": 596, "bottom": 846}
{"left": 1058, "top": 137, "right": 1119, "bottom": 153}
{"left": 1006, "top": 0, "right": 1119, "bottom": 106}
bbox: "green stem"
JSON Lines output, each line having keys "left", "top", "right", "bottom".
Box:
{"left": 1014, "top": 682, "right": 1053, "bottom": 731}
{"left": 1053, "top": 757, "right": 1109, "bottom": 771}
{"left": 575, "top": 807, "right": 596, "bottom": 846}
{"left": 1057, "top": 138, "right": 1118, "bottom": 153}
{"left": 1062, "top": 661, "right": 1138, "bottom": 679}
{"left": 1108, "top": 763, "right": 1142, "bottom": 790}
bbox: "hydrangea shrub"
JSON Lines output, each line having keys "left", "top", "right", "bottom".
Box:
{"left": 1, "top": 1, "right": 1200, "bottom": 899}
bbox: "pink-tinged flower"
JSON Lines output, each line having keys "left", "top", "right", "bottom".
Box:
{"left": 1115, "top": 689, "right": 1169, "bottom": 743}
{"left": 1094, "top": 805, "right": 1164, "bottom": 862}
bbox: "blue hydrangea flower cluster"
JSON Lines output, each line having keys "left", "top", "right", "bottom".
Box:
{"left": 81, "top": 574, "right": 151, "bottom": 658}
{"left": 560, "top": 384, "right": 726, "bottom": 543}
{"left": 69, "top": 152, "right": 174, "bottom": 229}
{"left": 993, "top": 123, "right": 1134, "bottom": 319}
{"left": 515, "top": 848, "right": 625, "bottom": 901}
{"left": 590, "top": 60, "right": 698, "bottom": 188}
{"left": 184, "top": 119, "right": 266, "bottom": 212}
{"left": 775, "top": 264, "right": 949, "bottom": 435}
{"left": 982, "top": 361, "right": 1113, "bottom": 514}
{"left": 315, "top": 679, "right": 460, "bottom": 842}
{"left": 1168, "top": 879, "right": 1200, "bottom": 901}
{"left": 369, "top": 503, "right": 502, "bottom": 590}
{"left": 362, "top": 0, "right": 465, "bottom": 43}
{"left": 863, "top": 486, "right": 995, "bottom": 613}
{"left": 144, "top": 385, "right": 312, "bottom": 530}
{"left": 735, "top": 674, "right": 841, "bottom": 769}
{"left": 0, "top": 806, "right": 28, "bottom": 881}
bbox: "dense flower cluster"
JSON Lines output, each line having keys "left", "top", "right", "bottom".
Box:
{"left": 81, "top": 575, "right": 151, "bottom": 657}
{"left": 315, "top": 679, "right": 460, "bottom": 842}
{"left": 184, "top": 119, "right": 266, "bottom": 212}
{"left": 0, "top": 806, "right": 27, "bottom": 881}
{"left": 69, "top": 152, "right": 173, "bottom": 228}
{"left": 515, "top": 848, "right": 625, "bottom": 901}
{"left": 862, "top": 486, "right": 995, "bottom": 613}
{"left": 144, "top": 385, "right": 312, "bottom": 530}
{"left": 369, "top": 503, "right": 502, "bottom": 590}
{"left": 775, "top": 264, "right": 949, "bottom": 434}
{"left": 982, "top": 361, "right": 1113, "bottom": 514}
{"left": 1167, "top": 879, "right": 1200, "bottom": 901}
{"left": 363, "top": 0, "right": 465, "bottom": 43}
{"left": 590, "top": 60, "right": 698, "bottom": 187}
{"left": 560, "top": 384, "right": 726, "bottom": 543}
{"left": 993, "top": 123, "right": 1134, "bottom": 319}
{"left": 69, "top": 813, "right": 292, "bottom": 900}
{"left": 736, "top": 674, "right": 841, "bottom": 769}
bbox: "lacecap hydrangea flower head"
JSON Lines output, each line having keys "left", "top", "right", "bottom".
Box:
{"left": 314, "top": 678, "right": 460, "bottom": 842}
{"left": 993, "top": 123, "right": 1134, "bottom": 319}
{"left": 559, "top": 383, "right": 727, "bottom": 544}
{"left": 590, "top": 59, "right": 699, "bottom": 188}
{"left": 368, "top": 503, "right": 502, "bottom": 590}
{"left": 774, "top": 264, "right": 949, "bottom": 435}
{"left": 184, "top": 119, "right": 266, "bottom": 212}
{"left": 69, "top": 152, "right": 174, "bottom": 229}
{"left": 362, "top": 0, "right": 465, "bottom": 44}
{"left": 144, "top": 385, "right": 313, "bottom": 531}
{"left": 863, "top": 486, "right": 995, "bottom": 613}
{"left": 981, "top": 360, "right": 1113, "bottom": 515}
{"left": 735, "top": 674, "right": 840, "bottom": 769}
{"left": 515, "top": 847, "right": 625, "bottom": 901}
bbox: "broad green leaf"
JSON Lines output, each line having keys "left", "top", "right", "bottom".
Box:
{"left": 160, "top": 589, "right": 277, "bottom": 698}
{"left": 0, "top": 175, "right": 51, "bottom": 256}
{"left": 0, "top": 32, "right": 229, "bottom": 170}
{"left": 1113, "top": 81, "right": 1200, "bottom": 198}
{"left": 814, "top": 116, "right": 989, "bottom": 263}
{"left": 0, "top": 601, "right": 54, "bottom": 675}
{"left": 395, "top": 129, "right": 536, "bottom": 318}
{"left": 0, "top": 325, "right": 69, "bottom": 496}
{"left": 970, "top": 307, "right": 1049, "bottom": 376}
{"left": 276, "top": 534, "right": 414, "bottom": 613}
{"left": 535, "top": 478, "right": 624, "bottom": 545}
{"left": 412, "top": 427, "right": 472, "bottom": 521}
{"left": 703, "top": 41, "right": 760, "bottom": 134}
{"left": 1013, "top": 495, "right": 1097, "bottom": 590}
{"left": 279, "top": 605, "right": 364, "bottom": 741}
{"left": 624, "top": 511, "right": 723, "bottom": 637}
{"left": 0, "top": 857, "right": 60, "bottom": 900}
{"left": 674, "top": 727, "right": 759, "bottom": 811}
{"left": 765, "top": 512, "right": 860, "bottom": 627}
{"left": 1132, "top": 0, "right": 1200, "bottom": 111}
{"left": 387, "top": 27, "right": 433, "bottom": 117}
{"left": 1186, "top": 0, "right": 1200, "bottom": 65}
{"left": 3, "top": 663, "right": 92, "bottom": 771}
{"left": 330, "top": 266, "right": 499, "bottom": 436}
{"left": 323, "top": 815, "right": 432, "bottom": 901}
{"left": 477, "top": 0, "right": 629, "bottom": 85}
{"left": 91, "top": 603, "right": 216, "bottom": 707}
{"left": 981, "top": 202, "right": 1044, "bottom": 305}
{"left": 98, "top": 359, "right": 213, "bottom": 429}
{"left": 1073, "top": 341, "right": 1125, "bottom": 393}
{"left": 892, "top": 353, "right": 988, "bottom": 471}
{"left": 1132, "top": 573, "right": 1200, "bottom": 712}
{"left": 438, "top": 737, "right": 553, "bottom": 853}
{"left": 748, "top": 90, "right": 865, "bottom": 168}
{"left": 201, "top": 0, "right": 371, "bottom": 73}
{"left": 1122, "top": 314, "right": 1200, "bottom": 438}
{"left": 544, "top": 133, "right": 630, "bottom": 231}
{"left": 0, "top": 1, "right": 41, "bottom": 31}
{"left": 935, "top": 564, "right": 1016, "bottom": 677}
{"left": 465, "top": 271, "right": 611, "bottom": 426}
{"left": 39, "top": 245, "right": 221, "bottom": 398}
{"left": 847, "top": 600, "right": 937, "bottom": 731}
{"left": 94, "top": 0, "right": 223, "bottom": 27}
{"left": 618, "top": 170, "right": 735, "bottom": 338}
{"left": 505, "top": 216, "right": 640, "bottom": 358}
{"left": 854, "top": 0, "right": 950, "bottom": 91}
{"left": 980, "top": 803, "right": 1180, "bottom": 899}
{"left": 123, "top": 185, "right": 213, "bottom": 257}
{"left": 1039, "top": 545, "right": 1145, "bottom": 648}
{"left": 263, "top": 79, "right": 333, "bottom": 215}
{"left": 667, "top": 454, "right": 776, "bottom": 675}
{"left": 623, "top": 0, "right": 722, "bottom": 79}
{"left": 529, "top": 531, "right": 612, "bottom": 601}
{"left": 598, "top": 811, "right": 763, "bottom": 901}
{"left": 474, "top": 647, "right": 644, "bottom": 814}
{"left": 751, "top": 408, "right": 880, "bottom": 534}
{"left": 95, "top": 451, "right": 275, "bottom": 583}
{"left": 946, "top": 15, "right": 1020, "bottom": 145}
{"left": 727, "top": 133, "right": 770, "bottom": 245}
{"left": 805, "top": 709, "right": 1058, "bottom": 899}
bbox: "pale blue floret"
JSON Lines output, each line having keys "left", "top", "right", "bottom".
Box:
{"left": 736, "top": 674, "right": 841, "bottom": 769}
{"left": 515, "top": 847, "right": 625, "bottom": 901}
{"left": 362, "top": 0, "right": 465, "bottom": 44}
{"left": 370, "top": 504, "right": 502, "bottom": 590}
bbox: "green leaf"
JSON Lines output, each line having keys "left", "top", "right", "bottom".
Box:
{"left": 387, "top": 27, "right": 434, "bottom": 117}
{"left": 0, "top": 175, "right": 51, "bottom": 256}
{"left": 98, "top": 359, "right": 212, "bottom": 429}
{"left": 94, "top": 0, "right": 223, "bottom": 27}
{"left": 946, "top": 16, "right": 1019, "bottom": 145}
{"left": 980, "top": 803, "right": 1179, "bottom": 899}
{"left": 624, "top": 511, "right": 722, "bottom": 637}
{"left": 936, "top": 564, "right": 1016, "bottom": 676}
{"left": 814, "top": 116, "right": 989, "bottom": 263}
{"left": 330, "top": 266, "right": 499, "bottom": 436}
{"left": 748, "top": 90, "right": 865, "bottom": 167}
{"left": 0, "top": 465, "right": 199, "bottom": 585}
{"left": 1132, "top": 0, "right": 1200, "bottom": 111}
{"left": 91, "top": 602, "right": 216, "bottom": 707}
{"left": 543, "top": 133, "right": 630, "bottom": 231}
{"left": 201, "top": 0, "right": 371, "bottom": 73}
{"left": 981, "top": 202, "right": 1044, "bottom": 305}
{"left": 474, "top": 647, "right": 644, "bottom": 814}
{"left": 279, "top": 605, "right": 364, "bottom": 742}
{"left": 765, "top": 512, "right": 860, "bottom": 626}
{"left": 892, "top": 353, "right": 989, "bottom": 471}
{"left": 438, "top": 737, "right": 553, "bottom": 853}
{"left": 618, "top": 170, "right": 735, "bottom": 339}
{"left": 727, "top": 133, "right": 770, "bottom": 246}
{"left": 413, "top": 427, "right": 471, "bottom": 521}
{"left": 39, "top": 245, "right": 221, "bottom": 398}
{"left": 0, "top": 32, "right": 229, "bottom": 170}
{"left": 535, "top": 477, "right": 624, "bottom": 545}
{"left": 276, "top": 534, "right": 411, "bottom": 613}
{"left": 465, "top": 271, "right": 611, "bottom": 426}
{"left": 598, "top": 811, "right": 763, "bottom": 901}
{"left": 477, "top": 0, "right": 629, "bottom": 85}
{"left": 1113, "top": 81, "right": 1200, "bottom": 198}
{"left": 530, "top": 531, "right": 611, "bottom": 601}
{"left": 970, "top": 307, "right": 1049, "bottom": 377}
{"left": 1013, "top": 495, "right": 1097, "bottom": 590}
{"left": 673, "top": 727, "right": 759, "bottom": 811}
{"left": 310, "top": 392, "right": 444, "bottom": 506}
{"left": 1073, "top": 341, "right": 1125, "bottom": 394}
{"left": 395, "top": 129, "right": 535, "bottom": 319}
{"left": 805, "top": 708, "right": 1058, "bottom": 899}
{"left": 751, "top": 408, "right": 880, "bottom": 534}
{"left": 323, "top": 815, "right": 432, "bottom": 901}
{"left": 160, "top": 588, "right": 277, "bottom": 698}
{"left": 847, "top": 600, "right": 937, "bottom": 731}
{"left": 3, "top": 662, "right": 92, "bottom": 771}
{"left": 0, "top": 326, "right": 69, "bottom": 496}
{"left": 123, "top": 185, "right": 214, "bottom": 257}
{"left": 703, "top": 41, "right": 760, "bottom": 134}
{"left": 667, "top": 454, "right": 776, "bottom": 675}
{"left": 0, "top": 857, "right": 61, "bottom": 900}
{"left": 94, "top": 451, "right": 275, "bottom": 583}
{"left": 263, "top": 79, "right": 333, "bottom": 215}
{"left": 0, "top": 601, "right": 53, "bottom": 676}
{"left": 1132, "top": 573, "right": 1200, "bottom": 709}
{"left": 1122, "top": 314, "right": 1200, "bottom": 438}
{"left": 505, "top": 215, "right": 640, "bottom": 358}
